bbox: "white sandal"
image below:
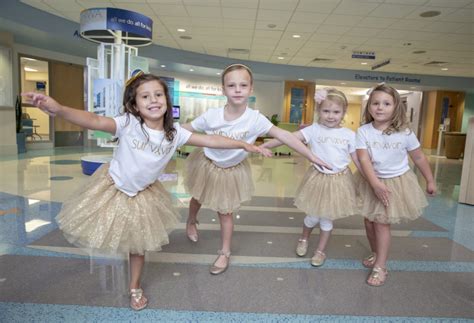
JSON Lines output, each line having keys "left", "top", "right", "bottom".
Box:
{"left": 130, "top": 288, "right": 148, "bottom": 311}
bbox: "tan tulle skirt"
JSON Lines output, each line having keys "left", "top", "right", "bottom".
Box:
{"left": 185, "top": 148, "right": 253, "bottom": 214}
{"left": 56, "top": 164, "right": 180, "bottom": 255}
{"left": 294, "top": 167, "right": 359, "bottom": 220}
{"left": 357, "top": 170, "right": 428, "bottom": 224}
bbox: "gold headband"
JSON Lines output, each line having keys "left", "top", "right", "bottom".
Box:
{"left": 326, "top": 92, "right": 347, "bottom": 101}
{"left": 125, "top": 70, "right": 145, "bottom": 87}
{"left": 223, "top": 63, "right": 252, "bottom": 74}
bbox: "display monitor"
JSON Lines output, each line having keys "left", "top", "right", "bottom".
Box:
{"left": 172, "top": 105, "right": 180, "bottom": 119}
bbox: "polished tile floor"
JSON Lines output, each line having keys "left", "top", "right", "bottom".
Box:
{"left": 0, "top": 147, "right": 473, "bottom": 322}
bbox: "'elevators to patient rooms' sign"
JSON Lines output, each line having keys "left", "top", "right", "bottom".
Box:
{"left": 80, "top": 8, "right": 153, "bottom": 46}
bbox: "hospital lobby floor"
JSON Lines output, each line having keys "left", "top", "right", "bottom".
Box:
{"left": 0, "top": 147, "right": 473, "bottom": 322}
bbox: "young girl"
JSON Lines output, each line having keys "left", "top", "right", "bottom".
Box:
{"left": 22, "top": 73, "right": 269, "bottom": 310}
{"left": 181, "top": 63, "right": 331, "bottom": 275}
{"left": 262, "top": 88, "right": 363, "bottom": 267}
{"left": 356, "top": 83, "right": 436, "bottom": 286}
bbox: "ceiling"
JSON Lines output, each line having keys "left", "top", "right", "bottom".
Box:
{"left": 19, "top": 0, "right": 474, "bottom": 79}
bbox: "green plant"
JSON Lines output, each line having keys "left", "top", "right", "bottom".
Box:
{"left": 270, "top": 113, "right": 279, "bottom": 126}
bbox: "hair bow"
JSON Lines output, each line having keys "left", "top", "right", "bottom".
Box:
{"left": 314, "top": 89, "right": 328, "bottom": 104}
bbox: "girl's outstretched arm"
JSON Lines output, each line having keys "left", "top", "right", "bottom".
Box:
{"left": 261, "top": 130, "right": 305, "bottom": 149}
{"left": 267, "top": 126, "right": 332, "bottom": 170}
{"left": 357, "top": 149, "right": 390, "bottom": 206}
{"left": 408, "top": 148, "right": 436, "bottom": 196}
{"left": 186, "top": 133, "right": 272, "bottom": 157}
{"left": 180, "top": 123, "right": 195, "bottom": 132}
{"left": 22, "top": 92, "right": 116, "bottom": 134}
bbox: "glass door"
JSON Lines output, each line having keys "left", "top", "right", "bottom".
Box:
{"left": 19, "top": 56, "right": 51, "bottom": 142}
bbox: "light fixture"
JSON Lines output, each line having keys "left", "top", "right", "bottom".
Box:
{"left": 340, "top": 82, "right": 346, "bottom": 85}
{"left": 361, "top": 62, "right": 368, "bottom": 65}
{"left": 180, "top": 35, "right": 192, "bottom": 40}
{"left": 292, "top": 34, "right": 301, "bottom": 38}
{"left": 277, "top": 56, "right": 285, "bottom": 60}
{"left": 24, "top": 67, "right": 38, "bottom": 72}
{"left": 189, "top": 68, "right": 194, "bottom": 72}
{"left": 441, "top": 67, "right": 448, "bottom": 71}
{"left": 177, "top": 28, "right": 186, "bottom": 32}
{"left": 298, "top": 78, "right": 304, "bottom": 81}
{"left": 160, "top": 64, "right": 166, "bottom": 68}
{"left": 216, "top": 72, "right": 221, "bottom": 75}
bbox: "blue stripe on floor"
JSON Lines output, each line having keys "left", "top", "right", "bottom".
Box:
{"left": 0, "top": 302, "right": 472, "bottom": 323}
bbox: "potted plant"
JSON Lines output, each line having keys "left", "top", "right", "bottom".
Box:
{"left": 269, "top": 113, "right": 279, "bottom": 126}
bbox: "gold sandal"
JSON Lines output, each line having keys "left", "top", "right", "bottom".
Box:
{"left": 130, "top": 288, "right": 148, "bottom": 311}
{"left": 186, "top": 219, "right": 199, "bottom": 242}
{"left": 362, "top": 253, "right": 376, "bottom": 268}
{"left": 367, "top": 267, "right": 388, "bottom": 287}
{"left": 210, "top": 250, "right": 231, "bottom": 275}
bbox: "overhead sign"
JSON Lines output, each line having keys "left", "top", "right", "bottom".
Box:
{"left": 372, "top": 59, "right": 391, "bottom": 70}
{"left": 80, "top": 8, "right": 153, "bottom": 46}
{"left": 352, "top": 51, "right": 375, "bottom": 59}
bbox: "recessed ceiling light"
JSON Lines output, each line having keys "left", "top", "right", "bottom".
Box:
{"left": 361, "top": 62, "right": 368, "bottom": 65}
{"left": 177, "top": 28, "right": 186, "bottom": 32}
{"left": 189, "top": 68, "right": 194, "bottom": 71}
{"left": 216, "top": 72, "right": 221, "bottom": 75}
{"left": 278, "top": 56, "right": 285, "bottom": 60}
{"left": 420, "top": 11, "right": 441, "bottom": 18}
{"left": 24, "top": 67, "right": 38, "bottom": 72}
{"left": 298, "top": 78, "right": 304, "bottom": 81}
{"left": 441, "top": 67, "right": 448, "bottom": 71}
{"left": 160, "top": 65, "right": 166, "bottom": 68}
{"left": 292, "top": 34, "right": 301, "bottom": 38}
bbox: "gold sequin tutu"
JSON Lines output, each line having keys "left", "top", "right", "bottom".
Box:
{"left": 294, "top": 167, "right": 359, "bottom": 220}
{"left": 56, "top": 164, "right": 180, "bottom": 255}
{"left": 185, "top": 148, "right": 253, "bottom": 214}
{"left": 356, "top": 170, "right": 428, "bottom": 224}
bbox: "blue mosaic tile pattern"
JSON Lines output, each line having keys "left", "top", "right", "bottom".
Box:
{"left": 0, "top": 302, "right": 472, "bottom": 322}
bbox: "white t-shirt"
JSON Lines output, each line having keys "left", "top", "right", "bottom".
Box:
{"left": 108, "top": 114, "right": 192, "bottom": 196}
{"left": 356, "top": 123, "right": 420, "bottom": 178}
{"left": 191, "top": 107, "right": 273, "bottom": 168}
{"left": 300, "top": 123, "right": 355, "bottom": 174}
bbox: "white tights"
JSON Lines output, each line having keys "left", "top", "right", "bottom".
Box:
{"left": 304, "top": 215, "right": 333, "bottom": 231}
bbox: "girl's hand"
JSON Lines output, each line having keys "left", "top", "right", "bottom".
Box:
{"left": 311, "top": 154, "right": 332, "bottom": 170}
{"left": 21, "top": 92, "right": 62, "bottom": 116}
{"left": 426, "top": 181, "right": 437, "bottom": 196}
{"left": 244, "top": 143, "right": 273, "bottom": 157}
{"left": 372, "top": 181, "right": 391, "bottom": 207}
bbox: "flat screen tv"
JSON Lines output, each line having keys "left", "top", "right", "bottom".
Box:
{"left": 172, "top": 105, "right": 180, "bottom": 119}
